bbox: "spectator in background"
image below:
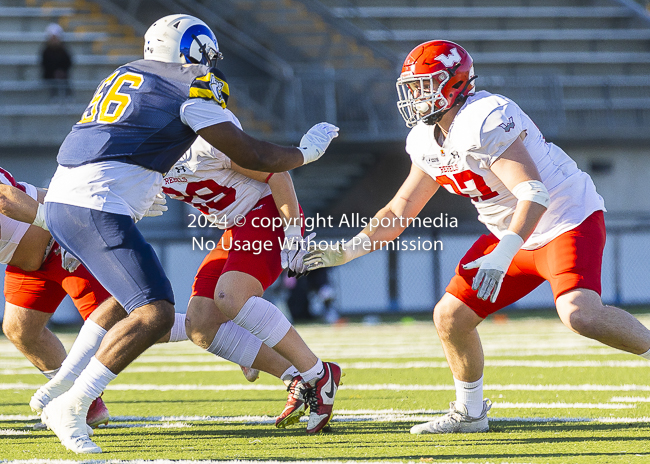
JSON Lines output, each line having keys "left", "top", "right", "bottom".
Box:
{"left": 41, "top": 23, "right": 72, "bottom": 99}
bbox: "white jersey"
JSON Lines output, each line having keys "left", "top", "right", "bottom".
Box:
{"left": 0, "top": 168, "right": 39, "bottom": 264}
{"left": 407, "top": 90, "right": 605, "bottom": 250}
{"left": 163, "top": 112, "right": 271, "bottom": 229}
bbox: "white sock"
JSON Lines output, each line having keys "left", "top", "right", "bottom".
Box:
{"left": 454, "top": 376, "right": 484, "bottom": 418}
{"left": 300, "top": 359, "right": 324, "bottom": 386}
{"left": 67, "top": 357, "right": 117, "bottom": 410}
{"left": 232, "top": 296, "right": 291, "bottom": 348}
{"left": 42, "top": 368, "right": 60, "bottom": 380}
{"left": 169, "top": 313, "right": 189, "bottom": 342}
{"left": 281, "top": 366, "right": 300, "bottom": 383}
{"left": 57, "top": 319, "right": 107, "bottom": 383}
{"left": 207, "top": 321, "right": 262, "bottom": 368}
{"left": 640, "top": 348, "right": 650, "bottom": 360}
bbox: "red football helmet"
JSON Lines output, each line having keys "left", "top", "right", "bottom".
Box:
{"left": 396, "top": 40, "right": 476, "bottom": 127}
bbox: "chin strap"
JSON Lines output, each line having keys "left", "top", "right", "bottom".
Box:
{"left": 423, "top": 75, "right": 479, "bottom": 126}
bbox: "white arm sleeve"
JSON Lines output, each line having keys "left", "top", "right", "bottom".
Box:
{"left": 180, "top": 99, "right": 236, "bottom": 132}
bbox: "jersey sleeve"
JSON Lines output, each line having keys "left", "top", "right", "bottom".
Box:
{"left": 189, "top": 68, "right": 229, "bottom": 108}
{"left": 405, "top": 124, "right": 430, "bottom": 173}
{"left": 180, "top": 99, "right": 234, "bottom": 132}
{"left": 467, "top": 102, "right": 523, "bottom": 168}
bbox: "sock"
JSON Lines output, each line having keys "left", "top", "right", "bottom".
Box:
{"left": 640, "top": 348, "right": 650, "bottom": 360}
{"left": 454, "top": 376, "right": 484, "bottom": 418}
{"left": 232, "top": 296, "right": 291, "bottom": 348}
{"left": 169, "top": 313, "right": 189, "bottom": 342}
{"left": 207, "top": 321, "right": 262, "bottom": 368}
{"left": 57, "top": 319, "right": 107, "bottom": 383}
{"left": 281, "top": 366, "right": 300, "bottom": 383}
{"left": 42, "top": 368, "right": 60, "bottom": 380}
{"left": 300, "top": 359, "right": 324, "bottom": 386}
{"left": 67, "top": 357, "right": 117, "bottom": 411}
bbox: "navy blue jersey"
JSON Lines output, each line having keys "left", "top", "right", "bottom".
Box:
{"left": 57, "top": 59, "right": 229, "bottom": 174}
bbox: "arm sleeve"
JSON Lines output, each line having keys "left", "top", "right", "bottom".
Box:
{"left": 180, "top": 99, "right": 238, "bottom": 132}
{"left": 467, "top": 102, "right": 523, "bottom": 169}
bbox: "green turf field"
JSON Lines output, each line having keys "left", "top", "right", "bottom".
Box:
{"left": 2, "top": 313, "right": 650, "bottom": 463}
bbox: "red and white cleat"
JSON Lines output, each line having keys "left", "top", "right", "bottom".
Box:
{"left": 304, "top": 362, "right": 342, "bottom": 434}
{"left": 275, "top": 376, "right": 307, "bottom": 428}
{"left": 86, "top": 395, "right": 110, "bottom": 428}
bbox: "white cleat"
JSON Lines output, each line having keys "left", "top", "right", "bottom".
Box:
{"left": 62, "top": 435, "right": 102, "bottom": 454}
{"left": 410, "top": 399, "right": 492, "bottom": 434}
{"left": 30, "top": 378, "right": 74, "bottom": 414}
{"left": 41, "top": 393, "right": 101, "bottom": 454}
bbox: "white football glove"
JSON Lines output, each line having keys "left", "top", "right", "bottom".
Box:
{"left": 297, "top": 122, "right": 339, "bottom": 165}
{"left": 144, "top": 193, "right": 168, "bottom": 218}
{"left": 303, "top": 233, "right": 371, "bottom": 271}
{"left": 462, "top": 231, "right": 524, "bottom": 303}
{"left": 55, "top": 247, "right": 81, "bottom": 273}
{"left": 281, "top": 231, "right": 316, "bottom": 277}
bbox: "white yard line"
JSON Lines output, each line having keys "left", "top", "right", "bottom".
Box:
{"left": 610, "top": 396, "right": 650, "bottom": 402}
{"left": 0, "top": 428, "right": 29, "bottom": 435}
{"left": 3, "top": 359, "right": 649, "bottom": 377}
{"left": 4, "top": 413, "right": 649, "bottom": 427}
{"left": 4, "top": 382, "right": 650, "bottom": 392}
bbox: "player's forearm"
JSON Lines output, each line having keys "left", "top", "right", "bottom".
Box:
{"left": 244, "top": 141, "right": 305, "bottom": 173}
{"left": 268, "top": 172, "right": 301, "bottom": 230}
{"left": 507, "top": 200, "right": 547, "bottom": 241}
{"left": 0, "top": 185, "right": 40, "bottom": 224}
{"left": 360, "top": 206, "right": 409, "bottom": 251}
{"left": 198, "top": 124, "right": 305, "bottom": 173}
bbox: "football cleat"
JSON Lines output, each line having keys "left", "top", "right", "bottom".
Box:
{"left": 41, "top": 393, "right": 101, "bottom": 454}
{"left": 30, "top": 378, "right": 74, "bottom": 414}
{"left": 410, "top": 399, "right": 492, "bottom": 434}
{"left": 275, "top": 376, "right": 307, "bottom": 428}
{"left": 86, "top": 395, "right": 110, "bottom": 428}
{"left": 304, "top": 362, "right": 342, "bottom": 434}
{"left": 240, "top": 365, "right": 260, "bottom": 383}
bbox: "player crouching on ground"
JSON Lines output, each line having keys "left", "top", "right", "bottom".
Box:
{"left": 163, "top": 120, "right": 342, "bottom": 433}
{"left": 303, "top": 40, "right": 650, "bottom": 434}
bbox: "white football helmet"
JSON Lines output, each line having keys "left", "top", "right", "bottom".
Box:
{"left": 144, "top": 14, "right": 222, "bottom": 67}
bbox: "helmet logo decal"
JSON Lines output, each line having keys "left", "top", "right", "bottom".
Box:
{"left": 498, "top": 117, "right": 516, "bottom": 132}
{"left": 436, "top": 48, "right": 461, "bottom": 68}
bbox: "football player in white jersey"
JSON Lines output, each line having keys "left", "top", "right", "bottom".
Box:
{"left": 304, "top": 40, "right": 650, "bottom": 434}
{"left": 163, "top": 109, "right": 341, "bottom": 433}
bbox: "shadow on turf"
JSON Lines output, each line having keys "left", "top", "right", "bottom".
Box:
{"left": 105, "top": 396, "right": 281, "bottom": 405}
{"left": 487, "top": 421, "right": 650, "bottom": 435}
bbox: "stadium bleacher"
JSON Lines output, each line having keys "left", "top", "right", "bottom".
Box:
{"left": 0, "top": 0, "right": 648, "bottom": 216}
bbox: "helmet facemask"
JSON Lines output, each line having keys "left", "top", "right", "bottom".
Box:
{"left": 187, "top": 33, "right": 223, "bottom": 67}
{"left": 396, "top": 70, "right": 450, "bottom": 128}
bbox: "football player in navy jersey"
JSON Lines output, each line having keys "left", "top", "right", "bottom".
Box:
{"left": 33, "top": 15, "right": 338, "bottom": 453}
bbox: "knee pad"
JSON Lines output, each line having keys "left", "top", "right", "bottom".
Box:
{"left": 207, "top": 320, "right": 262, "bottom": 367}
{"left": 232, "top": 296, "right": 291, "bottom": 348}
